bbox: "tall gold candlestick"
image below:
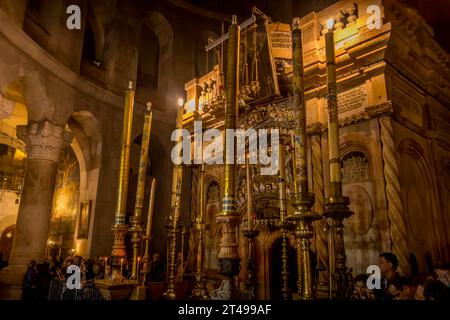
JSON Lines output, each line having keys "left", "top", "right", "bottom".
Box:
{"left": 181, "top": 226, "right": 186, "bottom": 281}
{"left": 163, "top": 106, "right": 184, "bottom": 300}
{"left": 279, "top": 144, "right": 287, "bottom": 224}
{"left": 323, "top": 18, "right": 352, "bottom": 300}
{"left": 130, "top": 102, "right": 153, "bottom": 281}
{"left": 242, "top": 155, "right": 259, "bottom": 300}
{"left": 111, "top": 81, "right": 135, "bottom": 268}
{"left": 278, "top": 142, "right": 291, "bottom": 300}
{"left": 325, "top": 20, "right": 342, "bottom": 196}
{"left": 191, "top": 163, "right": 208, "bottom": 299}
{"left": 290, "top": 133, "right": 298, "bottom": 195}
{"left": 146, "top": 179, "right": 156, "bottom": 237}
{"left": 142, "top": 178, "right": 156, "bottom": 285}
{"left": 217, "top": 15, "right": 241, "bottom": 290}
{"left": 286, "top": 18, "right": 321, "bottom": 300}
{"left": 246, "top": 155, "right": 253, "bottom": 230}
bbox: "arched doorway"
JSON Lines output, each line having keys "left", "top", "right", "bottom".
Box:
{"left": 0, "top": 225, "right": 15, "bottom": 267}
{"left": 270, "top": 236, "right": 298, "bottom": 300}
{"left": 204, "top": 181, "right": 220, "bottom": 271}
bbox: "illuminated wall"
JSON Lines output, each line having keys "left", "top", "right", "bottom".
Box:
{"left": 0, "top": 144, "right": 25, "bottom": 261}
{"left": 48, "top": 146, "right": 80, "bottom": 257}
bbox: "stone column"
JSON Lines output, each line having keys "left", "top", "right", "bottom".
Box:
{"left": 379, "top": 116, "right": 410, "bottom": 275}
{"left": 311, "top": 134, "right": 328, "bottom": 287}
{"left": 0, "top": 121, "right": 72, "bottom": 299}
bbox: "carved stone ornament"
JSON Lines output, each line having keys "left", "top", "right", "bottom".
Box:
{"left": 17, "top": 121, "right": 73, "bottom": 162}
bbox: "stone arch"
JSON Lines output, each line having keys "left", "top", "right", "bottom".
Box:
{"left": 142, "top": 11, "right": 173, "bottom": 94}
{"left": 263, "top": 229, "right": 283, "bottom": 251}
{"left": 398, "top": 139, "right": 433, "bottom": 188}
{"left": 204, "top": 171, "right": 222, "bottom": 205}
{"left": 0, "top": 97, "right": 27, "bottom": 154}
{"left": 85, "top": 2, "right": 105, "bottom": 62}
{"left": 397, "top": 138, "right": 438, "bottom": 271}
{"left": 338, "top": 136, "right": 381, "bottom": 274}
{"left": 0, "top": 224, "right": 15, "bottom": 263}
{"left": 68, "top": 110, "right": 103, "bottom": 173}
{"left": 197, "top": 30, "right": 220, "bottom": 76}
{"left": 258, "top": 229, "right": 298, "bottom": 299}
{"left": 65, "top": 110, "right": 103, "bottom": 257}
{"left": 339, "top": 133, "right": 375, "bottom": 180}
{"left": 0, "top": 64, "right": 53, "bottom": 124}
{"left": 137, "top": 25, "right": 160, "bottom": 90}
{"left": 147, "top": 134, "right": 170, "bottom": 256}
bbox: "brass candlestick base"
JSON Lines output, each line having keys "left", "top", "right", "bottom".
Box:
{"left": 287, "top": 192, "right": 322, "bottom": 300}
{"left": 215, "top": 213, "right": 241, "bottom": 299}
{"left": 111, "top": 224, "right": 128, "bottom": 268}
{"left": 242, "top": 229, "right": 260, "bottom": 300}
{"left": 324, "top": 195, "right": 353, "bottom": 300}
{"left": 217, "top": 214, "right": 241, "bottom": 278}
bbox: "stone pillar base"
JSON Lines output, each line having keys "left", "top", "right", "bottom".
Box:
{"left": 0, "top": 267, "right": 27, "bottom": 299}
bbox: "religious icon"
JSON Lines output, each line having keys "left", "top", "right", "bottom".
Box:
{"left": 77, "top": 200, "right": 91, "bottom": 239}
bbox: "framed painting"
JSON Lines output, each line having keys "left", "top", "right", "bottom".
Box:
{"left": 77, "top": 200, "right": 91, "bottom": 239}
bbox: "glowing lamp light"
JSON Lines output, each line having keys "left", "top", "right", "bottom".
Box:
{"left": 327, "top": 18, "right": 335, "bottom": 30}
{"left": 178, "top": 98, "right": 185, "bottom": 107}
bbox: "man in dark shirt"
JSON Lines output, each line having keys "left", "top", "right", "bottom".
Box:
{"left": 374, "top": 252, "right": 400, "bottom": 300}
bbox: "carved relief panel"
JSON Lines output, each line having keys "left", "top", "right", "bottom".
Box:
{"left": 341, "top": 151, "right": 380, "bottom": 274}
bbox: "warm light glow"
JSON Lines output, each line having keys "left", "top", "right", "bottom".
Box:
{"left": 178, "top": 98, "right": 184, "bottom": 107}
{"left": 327, "top": 18, "right": 334, "bottom": 30}
{"left": 13, "top": 149, "right": 26, "bottom": 161}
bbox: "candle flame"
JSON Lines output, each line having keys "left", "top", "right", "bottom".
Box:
{"left": 327, "top": 18, "right": 334, "bottom": 30}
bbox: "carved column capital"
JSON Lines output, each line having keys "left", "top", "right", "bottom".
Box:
{"left": 17, "top": 121, "right": 73, "bottom": 162}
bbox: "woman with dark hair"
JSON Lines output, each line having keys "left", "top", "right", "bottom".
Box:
{"left": 351, "top": 274, "right": 369, "bottom": 300}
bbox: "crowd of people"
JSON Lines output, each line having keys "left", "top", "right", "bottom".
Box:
{"left": 351, "top": 253, "right": 450, "bottom": 301}
{"left": 21, "top": 253, "right": 165, "bottom": 300}
{"left": 20, "top": 251, "right": 450, "bottom": 301}
{"left": 22, "top": 255, "right": 108, "bottom": 300}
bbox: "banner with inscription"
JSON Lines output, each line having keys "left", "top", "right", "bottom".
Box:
{"left": 337, "top": 85, "right": 368, "bottom": 114}
{"left": 268, "top": 23, "right": 292, "bottom": 59}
